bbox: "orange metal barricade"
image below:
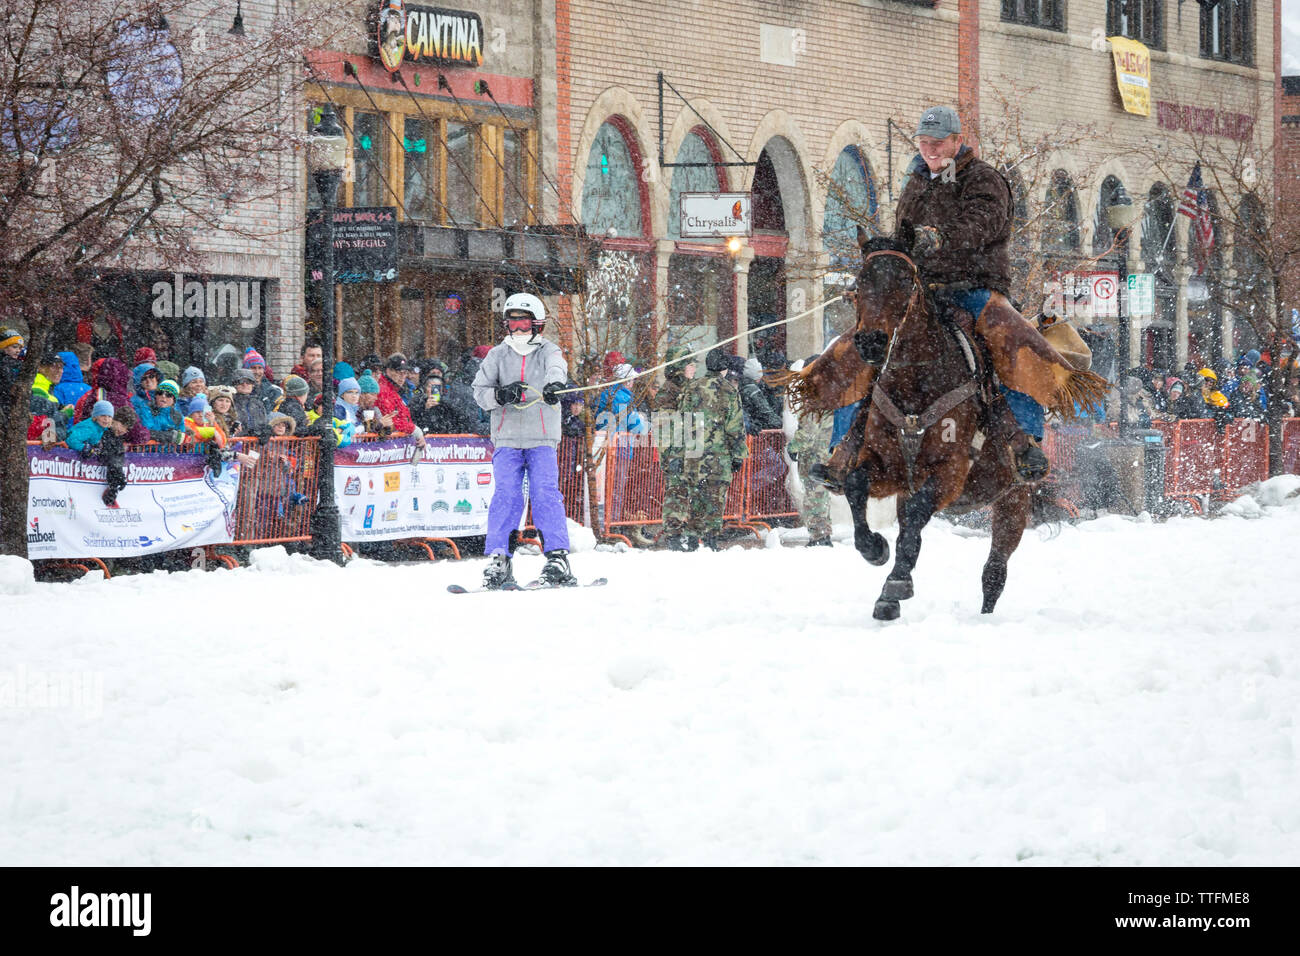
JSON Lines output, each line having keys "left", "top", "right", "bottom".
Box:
{"left": 1217, "top": 419, "right": 1269, "bottom": 493}
{"left": 230, "top": 437, "right": 317, "bottom": 545}
{"left": 1282, "top": 419, "right": 1300, "bottom": 475}
{"left": 743, "top": 430, "right": 799, "bottom": 529}
{"left": 601, "top": 434, "right": 666, "bottom": 545}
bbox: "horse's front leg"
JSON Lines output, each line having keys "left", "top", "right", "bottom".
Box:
{"left": 874, "top": 477, "right": 938, "bottom": 620}
{"left": 845, "top": 464, "right": 889, "bottom": 566}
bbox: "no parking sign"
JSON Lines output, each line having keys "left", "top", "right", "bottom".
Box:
{"left": 1085, "top": 272, "right": 1120, "bottom": 318}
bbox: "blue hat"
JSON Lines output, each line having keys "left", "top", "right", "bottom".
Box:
{"left": 332, "top": 361, "right": 355, "bottom": 382}
{"left": 1244, "top": 349, "right": 1261, "bottom": 367}
{"left": 187, "top": 394, "right": 210, "bottom": 413}
{"left": 358, "top": 372, "right": 381, "bottom": 394}
{"left": 181, "top": 366, "right": 205, "bottom": 386}
{"left": 92, "top": 399, "right": 114, "bottom": 418}
{"left": 337, "top": 377, "right": 360, "bottom": 395}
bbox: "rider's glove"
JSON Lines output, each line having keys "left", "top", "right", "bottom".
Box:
{"left": 542, "top": 382, "right": 565, "bottom": 405}
{"left": 495, "top": 382, "right": 526, "bottom": 406}
{"left": 912, "top": 225, "right": 942, "bottom": 258}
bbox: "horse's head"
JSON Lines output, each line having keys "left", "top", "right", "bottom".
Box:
{"left": 851, "top": 224, "right": 923, "bottom": 363}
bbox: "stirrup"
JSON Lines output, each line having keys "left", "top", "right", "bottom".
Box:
{"left": 807, "top": 463, "right": 844, "bottom": 494}
{"left": 1014, "top": 442, "right": 1050, "bottom": 483}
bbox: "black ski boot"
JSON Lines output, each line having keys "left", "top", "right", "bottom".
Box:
{"left": 806, "top": 535, "right": 833, "bottom": 547}
{"left": 482, "top": 553, "right": 516, "bottom": 590}
{"left": 664, "top": 534, "right": 690, "bottom": 552}
{"left": 538, "top": 549, "right": 578, "bottom": 587}
{"left": 702, "top": 534, "right": 723, "bottom": 552}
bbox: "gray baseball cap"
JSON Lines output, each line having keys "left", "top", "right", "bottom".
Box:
{"left": 915, "top": 105, "right": 961, "bottom": 139}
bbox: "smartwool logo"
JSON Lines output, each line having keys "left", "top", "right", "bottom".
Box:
{"left": 151, "top": 272, "right": 261, "bottom": 328}
{"left": 49, "top": 886, "right": 151, "bottom": 936}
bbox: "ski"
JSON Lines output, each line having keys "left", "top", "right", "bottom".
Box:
{"left": 446, "top": 582, "right": 523, "bottom": 595}
{"left": 520, "top": 577, "right": 608, "bottom": 590}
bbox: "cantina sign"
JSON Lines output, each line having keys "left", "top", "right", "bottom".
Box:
{"left": 370, "top": 1, "right": 484, "bottom": 72}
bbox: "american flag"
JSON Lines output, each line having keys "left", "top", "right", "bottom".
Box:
{"left": 1178, "top": 163, "right": 1215, "bottom": 273}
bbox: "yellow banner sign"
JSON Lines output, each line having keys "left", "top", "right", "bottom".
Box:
{"left": 1110, "top": 36, "right": 1151, "bottom": 116}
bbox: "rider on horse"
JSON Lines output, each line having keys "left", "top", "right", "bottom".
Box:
{"left": 806, "top": 105, "right": 1104, "bottom": 491}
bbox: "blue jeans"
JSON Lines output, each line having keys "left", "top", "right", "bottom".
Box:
{"left": 949, "top": 288, "right": 1043, "bottom": 440}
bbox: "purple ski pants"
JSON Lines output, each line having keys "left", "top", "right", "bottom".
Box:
{"left": 485, "top": 444, "right": 570, "bottom": 555}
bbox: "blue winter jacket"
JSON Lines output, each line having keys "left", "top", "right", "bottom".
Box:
{"left": 131, "top": 396, "right": 183, "bottom": 438}
{"left": 594, "top": 384, "right": 646, "bottom": 433}
{"left": 66, "top": 417, "right": 106, "bottom": 452}
{"left": 49, "top": 351, "right": 91, "bottom": 407}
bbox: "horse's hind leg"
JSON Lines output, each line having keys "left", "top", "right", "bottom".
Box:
{"left": 846, "top": 465, "right": 888, "bottom": 566}
{"left": 982, "top": 487, "right": 1031, "bottom": 614}
{"left": 874, "top": 479, "right": 937, "bottom": 620}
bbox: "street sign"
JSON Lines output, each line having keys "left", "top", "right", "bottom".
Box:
{"left": 1128, "top": 273, "right": 1155, "bottom": 317}
{"left": 1087, "top": 272, "right": 1119, "bottom": 318}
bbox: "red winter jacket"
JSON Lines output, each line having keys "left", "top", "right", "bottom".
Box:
{"left": 376, "top": 373, "right": 415, "bottom": 434}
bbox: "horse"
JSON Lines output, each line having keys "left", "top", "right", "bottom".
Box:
{"left": 779, "top": 227, "right": 1076, "bottom": 620}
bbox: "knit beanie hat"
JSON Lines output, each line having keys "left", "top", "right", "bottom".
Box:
{"left": 155, "top": 360, "right": 181, "bottom": 384}
{"left": 743, "top": 357, "right": 763, "bottom": 382}
{"left": 242, "top": 348, "right": 266, "bottom": 368}
{"left": 0, "top": 329, "right": 23, "bottom": 350}
{"left": 337, "top": 377, "right": 361, "bottom": 396}
{"left": 188, "top": 394, "right": 211, "bottom": 414}
{"left": 114, "top": 405, "right": 137, "bottom": 426}
{"left": 358, "top": 372, "right": 381, "bottom": 394}
{"left": 283, "top": 374, "right": 309, "bottom": 397}
{"left": 233, "top": 368, "right": 257, "bottom": 384}
{"left": 181, "top": 366, "right": 205, "bottom": 387}
{"left": 332, "top": 361, "right": 354, "bottom": 383}
{"left": 92, "top": 399, "right": 114, "bottom": 418}
{"left": 157, "top": 379, "right": 181, "bottom": 398}
{"left": 705, "top": 347, "right": 728, "bottom": 373}
{"left": 133, "top": 347, "right": 157, "bottom": 366}
{"left": 207, "top": 385, "right": 236, "bottom": 404}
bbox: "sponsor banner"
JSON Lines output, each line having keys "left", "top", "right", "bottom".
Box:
{"left": 335, "top": 436, "right": 495, "bottom": 541}
{"left": 25, "top": 447, "right": 242, "bottom": 558}
{"left": 1109, "top": 36, "right": 1150, "bottom": 117}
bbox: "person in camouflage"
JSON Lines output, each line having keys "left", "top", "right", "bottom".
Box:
{"left": 680, "top": 347, "right": 747, "bottom": 551}
{"left": 785, "top": 354, "right": 833, "bottom": 546}
{"left": 653, "top": 344, "right": 699, "bottom": 550}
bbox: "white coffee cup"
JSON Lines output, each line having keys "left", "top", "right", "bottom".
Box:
{"left": 363, "top": 410, "right": 375, "bottom": 421}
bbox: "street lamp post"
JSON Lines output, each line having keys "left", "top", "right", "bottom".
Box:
{"left": 308, "top": 105, "right": 347, "bottom": 563}
{"left": 1106, "top": 184, "right": 1141, "bottom": 438}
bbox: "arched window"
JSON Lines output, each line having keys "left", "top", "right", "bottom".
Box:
{"left": 822, "top": 146, "right": 877, "bottom": 270}
{"left": 1042, "top": 170, "right": 1081, "bottom": 254}
{"left": 668, "top": 130, "right": 724, "bottom": 240}
{"left": 581, "top": 121, "right": 644, "bottom": 238}
{"left": 1092, "top": 175, "right": 1126, "bottom": 256}
{"left": 1142, "top": 184, "right": 1177, "bottom": 369}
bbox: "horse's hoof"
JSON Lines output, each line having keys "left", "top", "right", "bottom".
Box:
{"left": 883, "top": 574, "right": 913, "bottom": 601}
{"left": 873, "top": 599, "right": 901, "bottom": 621}
{"left": 980, "top": 600, "right": 997, "bottom": 614}
{"left": 856, "top": 531, "right": 890, "bottom": 566}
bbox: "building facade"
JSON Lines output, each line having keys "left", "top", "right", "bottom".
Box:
{"left": 557, "top": 0, "right": 1279, "bottom": 376}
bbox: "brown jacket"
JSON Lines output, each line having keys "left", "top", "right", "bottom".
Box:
{"left": 894, "top": 147, "right": 1014, "bottom": 294}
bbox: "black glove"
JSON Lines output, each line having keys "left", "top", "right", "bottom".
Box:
{"left": 495, "top": 382, "right": 526, "bottom": 406}
{"left": 912, "top": 225, "right": 942, "bottom": 258}
{"left": 731, "top": 459, "right": 744, "bottom": 474}
{"left": 854, "top": 328, "right": 888, "bottom": 364}
{"left": 79, "top": 443, "right": 99, "bottom": 459}
{"left": 664, "top": 457, "right": 683, "bottom": 477}
{"left": 787, "top": 450, "right": 798, "bottom": 463}
{"left": 543, "top": 382, "right": 565, "bottom": 406}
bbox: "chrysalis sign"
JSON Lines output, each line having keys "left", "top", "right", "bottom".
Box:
{"left": 679, "top": 192, "right": 752, "bottom": 239}
{"left": 370, "top": 1, "right": 485, "bottom": 72}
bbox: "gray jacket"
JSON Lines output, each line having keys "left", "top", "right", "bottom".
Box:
{"left": 473, "top": 338, "right": 567, "bottom": 448}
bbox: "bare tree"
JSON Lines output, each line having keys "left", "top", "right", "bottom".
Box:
{"left": 0, "top": 0, "right": 343, "bottom": 556}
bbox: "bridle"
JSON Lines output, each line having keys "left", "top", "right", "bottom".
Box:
{"left": 856, "top": 248, "right": 982, "bottom": 491}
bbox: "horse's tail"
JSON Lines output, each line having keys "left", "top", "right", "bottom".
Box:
{"left": 765, "top": 333, "right": 877, "bottom": 417}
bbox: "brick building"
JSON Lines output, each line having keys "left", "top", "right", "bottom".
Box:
{"left": 557, "top": 0, "right": 1280, "bottom": 375}
{"left": 1279, "top": 73, "right": 1300, "bottom": 323}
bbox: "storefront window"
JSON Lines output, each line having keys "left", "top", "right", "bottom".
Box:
{"left": 1042, "top": 170, "right": 1081, "bottom": 254}
{"left": 351, "top": 111, "right": 388, "bottom": 208}
{"left": 340, "top": 284, "right": 376, "bottom": 364}
{"left": 667, "top": 253, "right": 731, "bottom": 350}
{"left": 822, "top": 147, "right": 876, "bottom": 343}
{"left": 502, "top": 127, "right": 530, "bottom": 227}
{"left": 668, "top": 131, "right": 723, "bottom": 240}
{"left": 446, "top": 120, "right": 479, "bottom": 226}
{"left": 581, "top": 122, "right": 642, "bottom": 237}
{"left": 403, "top": 117, "right": 436, "bottom": 221}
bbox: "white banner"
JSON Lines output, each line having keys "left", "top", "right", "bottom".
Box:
{"left": 335, "top": 436, "right": 495, "bottom": 541}
{"left": 25, "top": 447, "right": 242, "bottom": 558}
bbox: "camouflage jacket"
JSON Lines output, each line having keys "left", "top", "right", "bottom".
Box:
{"left": 787, "top": 410, "right": 833, "bottom": 463}
{"left": 681, "top": 371, "right": 746, "bottom": 479}
{"left": 653, "top": 371, "right": 695, "bottom": 464}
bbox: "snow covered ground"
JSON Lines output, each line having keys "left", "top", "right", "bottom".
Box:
{"left": 4, "top": 478, "right": 1300, "bottom": 866}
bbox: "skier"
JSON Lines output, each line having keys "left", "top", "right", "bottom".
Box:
{"left": 472, "top": 292, "right": 576, "bottom": 589}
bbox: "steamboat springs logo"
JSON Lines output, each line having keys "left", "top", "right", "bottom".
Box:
{"left": 371, "top": 1, "right": 485, "bottom": 72}
{"left": 27, "top": 517, "right": 55, "bottom": 544}
{"left": 151, "top": 273, "right": 261, "bottom": 329}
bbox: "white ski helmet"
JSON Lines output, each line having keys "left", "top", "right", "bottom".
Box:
{"left": 503, "top": 292, "right": 546, "bottom": 332}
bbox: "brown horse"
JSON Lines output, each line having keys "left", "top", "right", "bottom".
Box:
{"left": 786, "top": 232, "right": 1053, "bottom": 620}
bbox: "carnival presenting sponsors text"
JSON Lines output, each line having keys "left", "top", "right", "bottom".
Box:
{"left": 334, "top": 436, "right": 495, "bottom": 540}
{"left": 25, "top": 447, "right": 240, "bottom": 558}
